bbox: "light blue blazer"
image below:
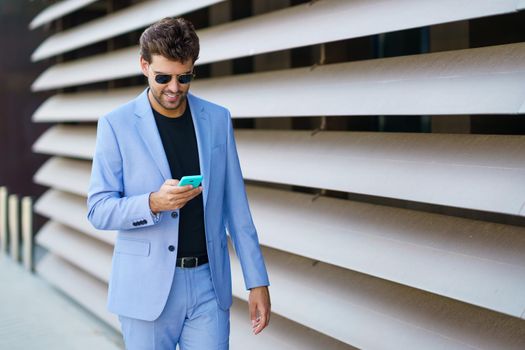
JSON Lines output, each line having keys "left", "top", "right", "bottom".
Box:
{"left": 87, "top": 88, "right": 269, "bottom": 321}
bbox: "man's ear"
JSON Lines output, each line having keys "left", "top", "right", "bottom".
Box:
{"left": 139, "top": 56, "right": 149, "bottom": 77}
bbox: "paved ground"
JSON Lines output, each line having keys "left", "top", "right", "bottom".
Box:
{"left": 0, "top": 254, "right": 123, "bottom": 350}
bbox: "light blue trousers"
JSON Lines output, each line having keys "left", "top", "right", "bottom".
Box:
{"left": 118, "top": 263, "right": 230, "bottom": 349}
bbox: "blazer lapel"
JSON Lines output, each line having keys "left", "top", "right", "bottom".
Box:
{"left": 134, "top": 88, "right": 172, "bottom": 181}
{"left": 187, "top": 93, "right": 211, "bottom": 211}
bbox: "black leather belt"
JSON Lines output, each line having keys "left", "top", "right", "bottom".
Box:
{"left": 176, "top": 255, "right": 209, "bottom": 268}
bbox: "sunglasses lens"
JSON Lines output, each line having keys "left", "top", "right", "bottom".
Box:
{"left": 155, "top": 74, "right": 171, "bottom": 84}
{"left": 177, "top": 74, "right": 194, "bottom": 84}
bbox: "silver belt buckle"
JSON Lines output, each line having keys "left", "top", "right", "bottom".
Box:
{"left": 181, "top": 256, "right": 197, "bottom": 268}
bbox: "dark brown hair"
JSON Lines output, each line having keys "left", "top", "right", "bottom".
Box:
{"left": 139, "top": 17, "right": 200, "bottom": 64}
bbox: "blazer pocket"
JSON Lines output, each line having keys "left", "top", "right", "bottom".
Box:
{"left": 115, "top": 238, "right": 150, "bottom": 256}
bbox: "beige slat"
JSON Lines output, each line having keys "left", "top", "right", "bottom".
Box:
{"left": 33, "top": 161, "right": 525, "bottom": 318}
{"left": 32, "top": 43, "right": 525, "bottom": 117}
{"left": 247, "top": 185, "right": 525, "bottom": 319}
{"left": 230, "top": 245, "right": 525, "bottom": 349}
{"left": 33, "top": 157, "right": 91, "bottom": 197}
{"left": 34, "top": 189, "right": 116, "bottom": 245}
{"left": 31, "top": 0, "right": 525, "bottom": 90}
{"left": 36, "top": 253, "right": 355, "bottom": 348}
{"left": 197, "top": 0, "right": 523, "bottom": 67}
{"left": 29, "top": 0, "right": 98, "bottom": 30}
{"left": 21, "top": 197, "right": 33, "bottom": 271}
{"left": 0, "top": 187, "right": 7, "bottom": 253}
{"left": 36, "top": 221, "right": 112, "bottom": 282}
{"left": 33, "top": 124, "right": 95, "bottom": 159}
{"left": 33, "top": 87, "right": 142, "bottom": 122}
{"left": 32, "top": 0, "right": 225, "bottom": 61}
{"left": 33, "top": 0, "right": 524, "bottom": 61}
{"left": 236, "top": 130, "right": 525, "bottom": 216}
{"left": 192, "top": 43, "right": 525, "bottom": 117}
{"left": 229, "top": 298, "right": 356, "bottom": 350}
{"left": 36, "top": 254, "right": 119, "bottom": 330}
{"left": 33, "top": 129, "right": 525, "bottom": 215}
{"left": 8, "top": 195, "right": 20, "bottom": 262}
{"left": 32, "top": 146, "right": 525, "bottom": 317}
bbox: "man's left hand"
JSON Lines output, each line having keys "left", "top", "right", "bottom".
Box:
{"left": 248, "top": 286, "right": 271, "bottom": 335}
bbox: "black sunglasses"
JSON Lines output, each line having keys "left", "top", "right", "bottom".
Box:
{"left": 154, "top": 72, "right": 195, "bottom": 85}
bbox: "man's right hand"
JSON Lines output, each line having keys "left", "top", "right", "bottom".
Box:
{"left": 149, "top": 179, "right": 202, "bottom": 214}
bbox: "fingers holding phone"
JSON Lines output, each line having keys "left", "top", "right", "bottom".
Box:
{"left": 149, "top": 175, "right": 203, "bottom": 213}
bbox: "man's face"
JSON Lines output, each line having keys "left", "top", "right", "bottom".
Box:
{"left": 140, "top": 54, "right": 194, "bottom": 117}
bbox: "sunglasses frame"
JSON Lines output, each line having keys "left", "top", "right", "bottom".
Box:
{"left": 154, "top": 72, "right": 195, "bottom": 85}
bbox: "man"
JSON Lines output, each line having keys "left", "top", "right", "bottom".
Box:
{"left": 87, "top": 17, "right": 271, "bottom": 349}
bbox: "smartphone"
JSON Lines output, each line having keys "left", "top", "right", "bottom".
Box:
{"left": 178, "top": 175, "right": 203, "bottom": 188}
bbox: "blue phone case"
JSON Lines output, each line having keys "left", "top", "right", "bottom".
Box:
{"left": 178, "top": 175, "right": 203, "bottom": 188}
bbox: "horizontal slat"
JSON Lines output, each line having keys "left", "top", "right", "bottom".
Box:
{"left": 32, "top": 46, "right": 138, "bottom": 91}
{"left": 33, "top": 202, "right": 356, "bottom": 348}
{"left": 31, "top": 133, "right": 525, "bottom": 227}
{"left": 231, "top": 246, "right": 525, "bottom": 349}
{"left": 229, "top": 298, "right": 356, "bottom": 350}
{"left": 29, "top": 0, "right": 98, "bottom": 30}
{"left": 35, "top": 130, "right": 525, "bottom": 216}
{"left": 236, "top": 130, "right": 525, "bottom": 216}
{"left": 31, "top": 0, "right": 523, "bottom": 62}
{"left": 31, "top": 0, "right": 525, "bottom": 92}
{"left": 193, "top": 43, "right": 525, "bottom": 117}
{"left": 31, "top": 0, "right": 224, "bottom": 61}
{"left": 34, "top": 189, "right": 116, "bottom": 245}
{"left": 33, "top": 87, "right": 142, "bottom": 122}
{"left": 32, "top": 163, "right": 515, "bottom": 345}
{"left": 32, "top": 157, "right": 525, "bottom": 317}
{"left": 34, "top": 157, "right": 91, "bottom": 196}
{"left": 198, "top": 0, "right": 523, "bottom": 66}
{"left": 33, "top": 124, "right": 95, "bottom": 159}
{"left": 36, "top": 253, "right": 354, "bottom": 348}
{"left": 32, "top": 43, "right": 525, "bottom": 117}
{"left": 36, "top": 221, "right": 112, "bottom": 282}
{"left": 32, "top": 206, "right": 525, "bottom": 348}
{"left": 36, "top": 254, "right": 119, "bottom": 330}
{"left": 247, "top": 186, "right": 525, "bottom": 318}
{"left": 32, "top": 151, "right": 525, "bottom": 316}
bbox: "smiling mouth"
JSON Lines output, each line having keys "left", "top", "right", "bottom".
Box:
{"left": 164, "top": 92, "right": 180, "bottom": 102}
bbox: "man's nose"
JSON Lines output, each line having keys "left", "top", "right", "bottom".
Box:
{"left": 167, "top": 77, "right": 180, "bottom": 92}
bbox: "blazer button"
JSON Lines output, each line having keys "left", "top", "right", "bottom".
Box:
{"left": 171, "top": 212, "right": 178, "bottom": 219}
{"left": 168, "top": 245, "right": 175, "bottom": 252}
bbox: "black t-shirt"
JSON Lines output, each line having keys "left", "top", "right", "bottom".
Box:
{"left": 151, "top": 102, "right": 207, "bottom": 258}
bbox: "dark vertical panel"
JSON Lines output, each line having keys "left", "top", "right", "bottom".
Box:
{"left": 469, "top": 11, "right": 525, "bottom": 135}
{"left": 231, "top": 0, "right": 254, "bottom": 129}
{"left": 0, "top": 0, "right": 51, "bottom": 190}
{"left": 61, "top": 5, "right": 107, "bottom": 63}
{"left": 378, "top": 28, "right": 427, "bottom": 132}
{"left": 470, "top": 11, "right": 525, "bottom": 48}
{"left": 231, "top": 0, "right": 253, "bottom": 75}
{"left": 61, "top": 3, "right": 107, "bottom": 94}
{"left": 325, "top": 36, "right": 377, "bottom": 132}
{"left": 470, "top": 116, "right": 525, "bottom": 135}
{"left": 290, "top": 46, "right": 315, "bottom": 130}
{"left": 187, "top": 7, "right": 211, "bottom": 79}
{"left": 0, "top": 1, "right": 54, "bottom": 231}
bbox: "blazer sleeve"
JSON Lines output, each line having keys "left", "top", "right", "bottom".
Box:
{"left": 87, "top": 116, "right": 157, "bottom": 231}
{"left": 223, "top": 111, "right": 270, "bottom": 290}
